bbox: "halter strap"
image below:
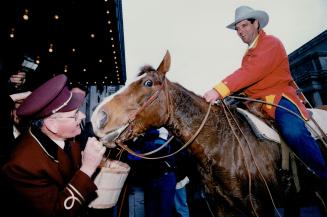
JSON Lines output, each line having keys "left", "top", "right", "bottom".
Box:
{"left": 113, "top": 77, "right": 212, "bottom": 160}
{"left": 115, "top": 103, "right": 212, "bottom": 160}
{"left": 128, "top": 80, "right": 165, "bottom": 123}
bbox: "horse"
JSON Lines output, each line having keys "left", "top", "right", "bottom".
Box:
{"left": 91, "top": 51, "right": 326, "bottom": 217}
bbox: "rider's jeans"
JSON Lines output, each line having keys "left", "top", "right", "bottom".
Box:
{"left": 275, "top": 97, "right": 327, "bottom": 180}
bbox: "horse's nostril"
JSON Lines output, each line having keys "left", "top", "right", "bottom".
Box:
{"left": 99, "top": 111, "right": 108, "bottom": 129}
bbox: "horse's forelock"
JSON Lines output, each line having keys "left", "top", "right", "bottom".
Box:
{"left": 138, "top": 65, "right": 155, "bottom": 76}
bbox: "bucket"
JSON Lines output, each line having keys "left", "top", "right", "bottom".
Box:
{"left": 88, "top": 160, "right": 130, "bottom": 209}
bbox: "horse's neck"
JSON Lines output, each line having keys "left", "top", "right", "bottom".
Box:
{"left": 166, "top": 83, "right": 221, "bottom": 141}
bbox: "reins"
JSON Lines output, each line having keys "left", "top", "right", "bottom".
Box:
{"left": 112, "top": 77, "right": 212, "bottom": 160}
{"left": 220, "top": 100, "right": 280, "bottom": 217}
{"left": 115, "top": 103, "right": 212, "bottom": 160}
{"left": 220, "top": 95, "right": 327, "bottom": 217}
{"left": 228, "top": 95, "right": 327, "bottom": 148}
{"left": 291, "top": 81, "right": 327, "bottom": 144}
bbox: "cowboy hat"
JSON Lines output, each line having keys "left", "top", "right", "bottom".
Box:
{"left": 226, "top": 6, "right": 269, "bottom": 30}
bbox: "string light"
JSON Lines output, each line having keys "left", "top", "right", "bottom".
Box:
{"left": 7, "top": 1, "right": 124, "bottom": 86}
{"left": 48, "top": 43, "right": 54, "bottom": 53}
{"left": 23, "top": 9, "right": 29, "bottom": 21}
{"left": 64, "top": 65, "right": 68, "bottom": 73}
{"left": 9, "top": 28, "right": 15, "bottom": 38}
{"left": 36, "top": 56, "right": 40, "bottom": 64}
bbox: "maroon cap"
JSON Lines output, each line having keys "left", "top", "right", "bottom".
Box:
{"left": 17, "top": 74, "right": 84, "bottom": 118}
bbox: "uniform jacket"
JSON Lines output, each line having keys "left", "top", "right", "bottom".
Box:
{"left": 214, "top": 30, "right": 309, "bottom": 120}
{"left": 2, "top": 126, "right": 97, "bottom": 217}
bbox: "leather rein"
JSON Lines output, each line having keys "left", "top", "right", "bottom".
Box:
{"left": 111, "top": 77, "right": 212, "bottom": 160}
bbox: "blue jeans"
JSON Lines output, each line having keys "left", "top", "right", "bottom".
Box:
{"left": 174, "top": 186, "right": 189, "bottom": 217}
{"left": 275, "top": 97, "right": 327, "bottom": 179}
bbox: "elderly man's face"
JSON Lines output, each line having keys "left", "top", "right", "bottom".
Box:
{"left": 46, "top": 109, "right": 86, "bottom": 139}
{"left": 235, "top": 19, "right": 259, "bottom": 45}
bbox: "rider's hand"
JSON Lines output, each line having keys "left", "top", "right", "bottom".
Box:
{"left": 203, "top": 89, "right": 221, "bottom": 104}
{"left": 80, "top": 137, "right": 106, "bottom": 177}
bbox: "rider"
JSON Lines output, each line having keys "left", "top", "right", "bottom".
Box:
{"left": 203, "top": 5, "right": 327, "bottom": 180}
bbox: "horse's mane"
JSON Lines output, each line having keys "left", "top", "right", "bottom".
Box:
{"left": 138, "top": 64, "right": 213, "bottom": 108}
{"left": 171, "top": 82, "right": 203, "bottom": 100}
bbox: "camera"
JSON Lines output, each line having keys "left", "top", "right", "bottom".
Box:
{"left": 21, "top": 56, "right": 38, "bottom": 73}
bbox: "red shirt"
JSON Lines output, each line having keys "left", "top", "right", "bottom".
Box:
{"left": 214, "top": 30, "right": 309, "bottom": 120}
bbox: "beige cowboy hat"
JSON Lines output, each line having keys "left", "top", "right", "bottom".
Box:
{"left": 226, "top": 6, "right": 269, "bottom": 30}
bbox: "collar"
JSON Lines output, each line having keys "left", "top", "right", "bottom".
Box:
{"left": 249, "top": 30, "right": 265, "bottom": 50}
{"left": 30, "top": 125, "right": 60, "bottom": 162}
{"left": 13, "top": 125, "right": 20, "bottom": 139}
{"left": 249, "top": 33, "right": 259, "bottom": 49}
{"left": 52, "top": 138, "right": 65, "bottom": 149}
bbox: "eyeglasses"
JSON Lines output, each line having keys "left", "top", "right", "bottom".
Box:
{"left": 51, "top": 109, "right": 80, "bottom": 121}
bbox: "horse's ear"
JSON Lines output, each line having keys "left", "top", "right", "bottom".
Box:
{"left": 156, "top": 50, "right": 171, "bottom": 76}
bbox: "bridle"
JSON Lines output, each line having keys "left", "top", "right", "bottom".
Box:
{"left": 127, "top": 78, "right": 167, "bottom": 122}
{"left": 109, "top": 75, "right": 212, "bottom": 160}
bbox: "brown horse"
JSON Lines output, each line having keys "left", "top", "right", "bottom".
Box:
{"left": 91, "top": 51, "right": 324, "bottom": 217}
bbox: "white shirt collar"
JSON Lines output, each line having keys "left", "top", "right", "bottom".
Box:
{"left": 51, "top": 138, "right": 65, "bottom": 149}
{"left": 249, "top": 34, "right": 259, "bottom": 49}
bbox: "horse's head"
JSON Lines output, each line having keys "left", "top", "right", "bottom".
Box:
{"left": 91, "top": 51, "right": 171, "bottom": 146}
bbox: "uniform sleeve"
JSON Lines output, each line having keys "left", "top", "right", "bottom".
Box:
{"left": 3, "top": 162, "right": 97, "bottom": 217}
{"left": 214, "top": 37, "right": 286, "bottom": 98}
{"left": 54, "top": 170, "right": 98, "bottom": 216}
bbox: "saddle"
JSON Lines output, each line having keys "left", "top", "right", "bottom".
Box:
{"left": 237, "top": 106, "right": 327, "bottom": 194}
{"left": 237, "top": 107, "right": 327, "bottom": 144}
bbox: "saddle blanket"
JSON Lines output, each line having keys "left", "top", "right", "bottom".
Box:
{"left": 237, "top": 108, "right": 327, "bottom": 144}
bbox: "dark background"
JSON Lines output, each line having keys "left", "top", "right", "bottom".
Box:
{"left": 0, "top": 0, "right": 125, "bottom": 89}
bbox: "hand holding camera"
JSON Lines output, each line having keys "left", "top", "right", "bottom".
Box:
{"left": 10, "top": 71, "right": 26, "bottom": 88}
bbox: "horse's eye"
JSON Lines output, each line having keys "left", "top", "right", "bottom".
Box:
{"left": 144, "top": 80, "right": 153, "bottom": 87}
